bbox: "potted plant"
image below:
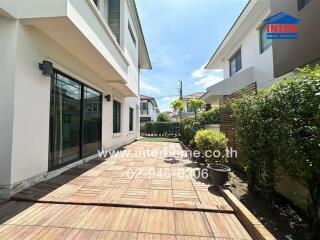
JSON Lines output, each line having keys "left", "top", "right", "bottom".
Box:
{"left": 194, "top": 129, "right": 230, "bottom": 185}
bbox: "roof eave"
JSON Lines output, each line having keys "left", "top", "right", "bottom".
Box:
{"left": 205, "top": 0, "right": 254, "bottom": 70}
{"left": 130, "top": 0, "right": 152, "bottom": 69}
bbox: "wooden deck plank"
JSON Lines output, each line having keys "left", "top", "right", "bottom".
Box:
{"left": 137, "top": 233, "right": 176, "bottom": 240}
{"left": 1, "top": 142, "right": 256, "bottom": 240}
{"left": 175, "top": 211, "right": 213, "bottom": 237}
{"left": 140, "top": 209, "right": 175, "bottom": 235}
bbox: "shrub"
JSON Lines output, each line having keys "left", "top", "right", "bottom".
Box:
{"left": 198, "top": 107, "right": 220, "bottom": 125}
{"left": 180, "top": 124, "right": 194, "bottom": 145}
{"left": 156, "top": 112, "right": 171, "bottom": 122}
{"left": 231, "top": 65, "right": 320, "bottom": 237}
{"left": 194, "top": 129, "right": 228, "bottom": 164}
{"left": 179, "top": 116, "right": 200, "bottom": 145}
{"left": 141, "top": 122, "right": 179, "bottom": 136}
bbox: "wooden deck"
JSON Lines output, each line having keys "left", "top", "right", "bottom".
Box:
{"left": 0, "top": 141, "right": 253, "bottom": 239}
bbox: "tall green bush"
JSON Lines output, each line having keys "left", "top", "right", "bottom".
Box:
{"left": 198, "top": 107, "right": 220, "bottom": 125}
{"left": 179, "top": 116, "right": 200, "bottom": 145}
{"left": 156, "top": 112, "right": 171, "bottom": 122}
{"left": 231, "top": 65, "right": 320, "bottom": 237}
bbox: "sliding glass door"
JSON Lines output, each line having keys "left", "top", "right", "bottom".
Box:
{"left": 49, "top": 71, "right": 102, "bottom": 170}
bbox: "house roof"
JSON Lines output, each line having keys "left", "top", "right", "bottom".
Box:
{"left": 183, "top": 92, "right": 205, "bottom": 100}
{"left": 264, "top": 12, "right": 300, "bottom": 24}
{"left": 140, "top": 94, "right": 159, "bottom": 108}
{"left": 140, "top": 94, "right": 153, "bottom": 100}
{"left": 130, "top": 0, "right": 152, "bottom": 69}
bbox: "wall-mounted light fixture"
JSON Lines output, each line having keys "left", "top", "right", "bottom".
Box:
{"left": 105, "top": 94, "right": 111, "bottom": 102}
{"left": 39, "top": 60, "right": 53, "bottom": 77}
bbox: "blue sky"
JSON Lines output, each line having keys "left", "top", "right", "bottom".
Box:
{"left": 136, "top": 0, "right": 248, "bottom": 111}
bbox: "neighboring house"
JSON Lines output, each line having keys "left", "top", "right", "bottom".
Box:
{"left": 270, "top": 0, "right": 320, "bottom": 77}
{"left": 202, "top": 0, "right": 320, "bottom": 104}
{"left": 140, "top": 95, "right": 160, "bottom": 123}
{"left": 202, "top": 0, "right": 274, "bottom": 105}
{"left": 0, "top": 0, "right": 151, "bottom": 200}
{"left": 200, "top": 0, "right": 274, "bottom": 171}
{"left": 182, "top": 92, "right": 205, "bottom": 115}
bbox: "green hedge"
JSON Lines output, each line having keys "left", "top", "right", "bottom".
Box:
{"left": 141, "top": 122, "right": 180, "bottom": 136}
{"left": 231, "top": 66, "right": 320, "bottom": 236}
{"left": 179, "top": 109, "right": 220, "bottom": 146}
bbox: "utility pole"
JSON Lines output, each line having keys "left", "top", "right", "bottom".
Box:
{"left": 179, "top": 80, "right": 183, "bottom": 100}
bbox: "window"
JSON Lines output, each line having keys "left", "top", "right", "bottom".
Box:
{"left": 128, "top": 22, "right": 136, "bottom": 45}
{"left": 229, "top": 49, "right": 242, "bottom": 76}
{"left": 108, "top": 0, "right": 121, "bottom": 43}
{"left": 186, "top": 103, "right": 193, "bottom": 114}
{"left": 140, "top": 117, "right": 151, "bottom": 123}
{"left": 298, "top": 0, "right": 312, "bottom": 10}
{"left": 113, "top": 100, "right": 121, "bottom": 133}
{"left": 260, "top": 24, "right": 272, "bottom": 53}
{"left": 140, "top": 101, "right": 148, "bottom": 115}
{"left": 49, "top": 71, "right": 102, "bottom": 170}
{"left": 129, "top": 108, "right": 134, "bottom": 131}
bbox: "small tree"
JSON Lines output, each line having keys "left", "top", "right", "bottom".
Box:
{"left": 188, "top": 98, "right": 205, "bottom": 120}
{"left": 156, "top": 112, "right": 171, "bottom": 122}
{"left": 170, "top": 99, "right": 185, "bottom": 121}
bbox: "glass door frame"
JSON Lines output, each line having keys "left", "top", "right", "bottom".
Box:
{"left": 49, "top": 69, "right": 103, "bottom": 171}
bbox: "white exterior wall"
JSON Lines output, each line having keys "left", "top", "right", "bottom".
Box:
{"left": 148, "top": 102, "right": 157, "bottom": 121}
{"left": 0, "top": 0, "right": 146, "bottom": 199}
{"left": 140, "top": 100, "right": 158, "bottom": 122}
{"left": 222, "top": 7, "right": 275, "bottom": 90}
{"left": 0, "top": 18, "right": 17, "bottom": 190}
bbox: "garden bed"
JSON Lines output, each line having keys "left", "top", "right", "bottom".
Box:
{"left": 227, "top": 169, "right": 308, "bottom": 240}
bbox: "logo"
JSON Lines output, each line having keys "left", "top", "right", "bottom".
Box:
{"left": 263, "top": 12, "right": 300, "bottom": 40}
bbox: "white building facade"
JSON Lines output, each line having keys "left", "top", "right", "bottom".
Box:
{"left": 202, "top": 0, "right": 275, "bottom": 105}
{"left": 0, "top": 0, "right": 151, "bottom": 200}
{"left": 140, "top": 95, "right": 159, "bottom": 123}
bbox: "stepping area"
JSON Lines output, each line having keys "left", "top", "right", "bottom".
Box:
{"left": 0, "top": 141, "right": 253, "bottom": 239}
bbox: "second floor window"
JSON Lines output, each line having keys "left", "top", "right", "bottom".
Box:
{"left": 260, "top": 25, "right": 272, "bottom": 54}
{"left": 298, "top": 0, "right": 312, "bottom": 10}
{"left": 108, "top": 0, "right": 121, "bottom": 43}
{"left": 113, "top": 100, "right": 121, "bottom": 133}
{"left": 128, "top": 22, "right": 136, "bottom": 46}
{"left": 141, "top": 102, "right": 148, "bottom": 112}
{"left": 229, "top": 49, "right": 242, "bottom": 76}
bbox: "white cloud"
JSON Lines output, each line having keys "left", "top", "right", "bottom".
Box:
{"left": 195, "top": 75, "right": 223, "bottom": 88}
{"left": 191, "top": 63, "right": 224, "bottom": 89}
{"left": 191, "top": 62, "right": 208, "bottom": 78}
{"left": 162, "top": 96, "right": 178, "bottom": 102}
{"left": 140, "top": 81, "right": 161, "bottom": 94}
